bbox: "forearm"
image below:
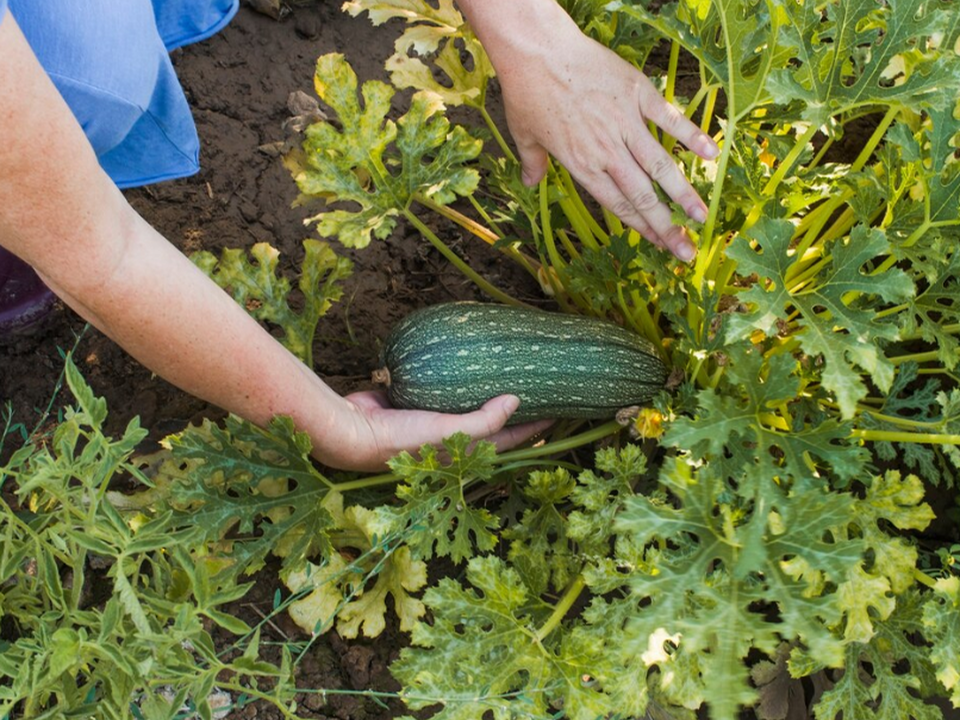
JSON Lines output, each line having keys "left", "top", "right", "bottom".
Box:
{"left": 37, "top": 210, "right": 349, "bottom": 449}
{"left": 0, "top": 11, "right": 353, "bottom": 465}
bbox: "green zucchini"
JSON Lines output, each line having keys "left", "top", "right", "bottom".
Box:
{"left": 375, "top": 302, "right": 668, "bottom": 422}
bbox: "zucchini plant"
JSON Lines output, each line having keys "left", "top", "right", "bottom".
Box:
{"left": 275, "top": 0, "right": 960, "bottom": 717}
{"left": 23, "top": 0, "right": 954, "bottom": 717}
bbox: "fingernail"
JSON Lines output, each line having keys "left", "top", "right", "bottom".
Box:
{"left": 702, "top": 139, "right": 719, "bottom": 160}
{"left": 503, "top": 395, "right": 521, "bottom": 414}
{"left": 690, "top": 205, "right": 707, "bottom": 223}
{"left": 676, "top": 243, "right": 696, "bottom": 263}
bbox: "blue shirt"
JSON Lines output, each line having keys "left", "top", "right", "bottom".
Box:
{"left": 0, "top": 0, "right": 238, "bottom": 188}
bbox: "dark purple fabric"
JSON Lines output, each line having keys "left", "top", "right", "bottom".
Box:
{"left": 0, "top": 247, "right": 55, "bottom": 334}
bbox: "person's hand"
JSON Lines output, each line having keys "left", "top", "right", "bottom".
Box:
{"left": 459, "top": 0, "right": 719, "bottom": 262}
{"left": 314, "top": 390, "right": 553, "bottom": 472}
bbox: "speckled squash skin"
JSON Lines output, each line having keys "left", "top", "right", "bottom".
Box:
{"left": 377, "top": 302, "right": 668, "bottom": 423}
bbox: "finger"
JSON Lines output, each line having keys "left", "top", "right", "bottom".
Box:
{"left": 604, "top": 160, "right": 696, "bottom": 261}
{"left": 481, "top": 418, "right": 555, "bottom": 453}
{"left": 452, "top": 394, "right": 521, "bottom": 437}
{"left": 577, "top": 168, "right": 667, "bottom": 249}
{"left": 637, "top": 75, "right": 719, "bottom": 160}
{"left": 516, "top": 137, "right": 550, "bottom": 187}
{"left": 629, "top": 123, "right": 708, "bottom": 224}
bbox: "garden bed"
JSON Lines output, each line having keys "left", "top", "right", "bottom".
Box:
{"left": 3, "top": 2, "right": 960, "bottom": 719}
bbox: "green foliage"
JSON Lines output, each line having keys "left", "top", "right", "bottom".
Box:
{"left": 0, "top": 359, "right": 295, "bottom": 718}
{"left": 13, "top": 0, "right": 960, "bottom": 716}
{"left": 318, "top": 0, "right": 960, "bottom": 716}
{"left": 192, "top": 238, "right": 352, "bottom": 368}
{"left": 381, "top": 433, "right": 501, "bottom": 563}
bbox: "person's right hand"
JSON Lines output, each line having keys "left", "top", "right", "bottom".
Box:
{"left": 458, "top": 0, "right": 719, "bottom": 263}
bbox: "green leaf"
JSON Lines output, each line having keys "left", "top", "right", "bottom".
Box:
{"left": 900, "top": 251, "right": 960, "bottom": 371}
{"left": 47, "top": 628, "right": 81, "bottom": 679}
{"left": 290, "top": 53, "right": 481, "bottom": 248}
{"left": 923, "top": 576, "right": 960, "bottom": 707}
{"left": 394, "top": 556, "right": 626, "bottom": 720}
{"left": 614, "top": 455, "right": 870, "bottom": 719}
{"left": 612, "top": 0, "right": 794, "bottom": 120}
{"left": 382, "top": 433, "right": 500, "bottom": 563}
{"left": 566, "top": 232, "right": 646, "bottom": 312}
{"left": 162, "top": 415, "right": 335, "bottom": 579}
{"left": 768, "top": 0, "right": 960, "bottom": 125}
{"left": 192, "top": 240, "right": 352, "bottom": 367}
{"left": 503, "top": 468, "right": 579, "bottom": 595}
{"left": 859, "top": 363, "right": 954, "bottom": 486}
{"left": 815, "top": 592, "right": 942, "bottom": 719}
{"left": 567, "top": 443, "right": 648, "bottom": 561}
{"left": 726, "top": 220, "right": 914, "bottom": 417}
{"left": 665, "top": 345, "right": 868, "bottom": 485}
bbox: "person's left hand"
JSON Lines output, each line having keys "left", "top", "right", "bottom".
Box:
{"left": 312, "top": 390, "right": 553, "bottom": 472}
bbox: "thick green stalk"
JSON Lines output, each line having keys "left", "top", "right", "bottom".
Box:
{"left": 498, "top": 420, "right": 623, "bottom": 463}
{"left": 898, "top": 322, "right": 960, "bottom": 341}
{"left": 889, "top": 348, "right": 954, "bottom": 366}
{"left": 661, "top": 41, "right": 681, "bottom": 155}
{"left": 759, "top": 123, "right": 819, "bottom": 201}
{"left": 536, "top": 574, "right": 586, "bottom": 642}
{"left": 559, "top": 167, "right": 608, "bottom": 245}
{"left": 852, "top": 429, "right": 960, "bottom": 446}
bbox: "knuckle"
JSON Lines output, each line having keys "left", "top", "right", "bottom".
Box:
{"left": 629, "top": 187, "right": 662, "bottom": 213}
{"left": 609, "top": 195, "right": 643, "bottom": 220}
{"left": 646, "top": 153, "right": 678, "bottom": 181}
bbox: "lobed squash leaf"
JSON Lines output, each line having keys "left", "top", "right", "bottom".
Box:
{"left": 289, "top": 53, "right": 482, "bottom": 249}
{"left": 192, "top": 239, "right": 352, "bottom": 368}
{"left": 726, "top": 221, "right": 914, "bottom": 417}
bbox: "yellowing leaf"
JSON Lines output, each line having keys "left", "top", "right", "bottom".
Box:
{"left": 344, "top": 0, "right": 494, "bottom": 107}
{"left": 292, "top": 54, "right": 481, "bottom": 249}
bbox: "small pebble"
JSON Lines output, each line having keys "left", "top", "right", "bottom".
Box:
{"left": 294, "top": 12, "right": 321, "bottom": 40}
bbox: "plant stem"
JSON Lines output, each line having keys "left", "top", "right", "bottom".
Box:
{"left": 497, "top": 420, "right": 623, "bottom": 463}
{"left": 536, "top": 574, "right": 586, "bottom": 642}
{"left": 913, "top": 568, "right": 939, "bottom": 589}
{"left": 415, "top": 194, "right": 542, "bottom": 281}
{"left": 852, "top": 429, "right": 960, "bottom": 446}
{"left": 760, "top": 123, "right": 818, "bottom": 200}
{"left": 889, "top": 348, "right": 956, "bottom": 366}
{"left": 403, "top": 211, "right": 529, "bottom": 308}
{"left": 559, "top": 167, "right": 608, "bottom": 245}
{"left": 479, "top": 105, "right": 517, "bottom": 163}
{"left": 333, "top": 471, "right": 398, "bottom": 494}
{"left": 693, "top": 126, "right": 735, "bottom": 291}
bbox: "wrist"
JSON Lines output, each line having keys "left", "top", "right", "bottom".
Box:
{"left": 458, "top": 0, "right": 577, "bottom": 70}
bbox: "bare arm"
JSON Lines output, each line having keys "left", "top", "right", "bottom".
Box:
{"left": 457, "top": 0, "right": 718, "bottom": 262}
{"left": 0, "top": 12, "right": 546, "bottom": 471}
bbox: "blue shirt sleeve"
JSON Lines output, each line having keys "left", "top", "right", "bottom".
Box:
{"left": 0, "top": 0, "right": 8, "bottom": 22}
